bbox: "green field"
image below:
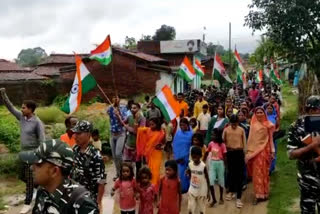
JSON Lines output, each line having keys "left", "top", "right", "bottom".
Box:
{"left": 267, "top": 83, "right": 300, "bottom": 214}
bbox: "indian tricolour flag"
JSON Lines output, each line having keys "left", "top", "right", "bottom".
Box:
{"left": 270, "top": 63, "right": 282, "bottom": 85}
{"left": 256, "top": 70, "right": 263, "bottom": 83}
{"left": 90, "top": 35, "right": 112, "bottom": 66}
{"left": 194, "top": 59, "right": 205, "bottom": 77}
{"left": 234, "top": 49, "right": 248, "bottom": 88}
{"left": 178, "top": 56, "right": 196, "bottom": 82}
{"left": 61, "top": 55, "right": 97, "bottom": 114}
{"left": 152, "top": 85, "right": 180, "bottom": 122}
{"left": 213, "top": 53, "right": 232, "bottom": 88}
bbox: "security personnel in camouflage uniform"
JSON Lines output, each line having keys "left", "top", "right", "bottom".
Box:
{"left": 287, "top": 95, "right": 320, "bottom": 214}
{"left": 71, "top": 120, "right": 106, "bottom": 207}
{"left": 19, "top": 139, "right": 99, "bottom": 214}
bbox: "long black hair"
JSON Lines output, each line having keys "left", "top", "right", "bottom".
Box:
{"left": 217, "top": 104, "right": 226, "bottom": 118}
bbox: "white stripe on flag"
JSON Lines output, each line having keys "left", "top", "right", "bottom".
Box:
{"left": 90, "top": 48, "right": 111, "bottom": 59}
{"left": 69, "top": 74, "right": 79, "bottom": 113}
{"left": 180, "top": 63, "right": 194, "bottom": 79}
{"left": 157, "top": 91, "right": 175, "bottom": 120}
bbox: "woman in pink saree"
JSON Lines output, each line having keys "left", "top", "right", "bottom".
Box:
{"left": 245, "top": 107, "right": 275, "bottom": 205}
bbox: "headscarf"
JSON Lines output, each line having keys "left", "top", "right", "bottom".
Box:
{"left": 246, "top": 107, "right": 275, "bottom": 161}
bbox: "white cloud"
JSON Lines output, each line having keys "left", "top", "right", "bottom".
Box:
{"left": 0, "top": 0, "right": 261, "bottom": 60}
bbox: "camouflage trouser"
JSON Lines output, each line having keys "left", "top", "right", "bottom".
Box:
{"left": 298, "top": 173, "right": 320, "bottom": 214}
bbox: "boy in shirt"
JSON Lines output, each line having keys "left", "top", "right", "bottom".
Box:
{"left": 197, "top": 104, "right": 211, "bottom": 136}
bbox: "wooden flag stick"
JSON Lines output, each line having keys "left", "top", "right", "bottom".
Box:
{"left": 96, "top": 83, "right": 112, "bottom": 105}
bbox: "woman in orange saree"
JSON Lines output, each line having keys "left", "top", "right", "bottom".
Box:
{"left": 245, "top": 107, "right": 275, "bottom": 205}
{"left": 136, "top": 118, "right": 165, "bottom": 189}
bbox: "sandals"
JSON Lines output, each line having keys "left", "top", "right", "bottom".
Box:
{"left": 236, "top": 199, "right": 243, "bottom": 208}
{"left": 225, "top": 193, "right": 235, "bottom": 201}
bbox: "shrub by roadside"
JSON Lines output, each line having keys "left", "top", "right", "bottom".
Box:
{"left": 267, "top": 84, "right": 299, "bottom": 214}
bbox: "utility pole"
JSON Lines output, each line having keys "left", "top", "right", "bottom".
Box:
{"left": 229, "top": 22, "right": 232, "bottom": 73}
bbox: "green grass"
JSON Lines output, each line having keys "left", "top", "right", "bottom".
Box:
{"left": 0, "top": 175, "right": 25, "bottom": 211}
{"left": 36, "top": 106, "right": 66, "bottom": 124}
{"left": 267, "top": 83, "right": 299, "bottom": 214}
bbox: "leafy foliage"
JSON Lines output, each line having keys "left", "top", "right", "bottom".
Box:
{"left": 52, "top": 94, "right": 68, "bottom": 107}
{"left": 245, "top": 0, "right": 320, "bottom": 78}
{"left": 36, "top": 106, "right": 65, "bottom": 124}
{"left": 140, "top": 34, "right": 152, "bottom": 41}
{"left": 16, "top": 47, "right": 47, "bottom": 67}
{"left": 152, "top": 25, "right": 176, "bottom": 41}
{"left": 0, "top": 154, "right": 20, "bottom": 176}
{"left": 124, "top": 36, "right": 137, "bottom": 50}
{"left": 250, "top": 36, "right": 279, "bottom": 68}
{"left": 0, "top": 107, "right": 20, "bottom": 153}
{"left": 206, "top": 43, "right": 226, "bottom": 56}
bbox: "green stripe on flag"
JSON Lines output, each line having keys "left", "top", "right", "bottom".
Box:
{"left": 90, "top": 55, "right": 112, "bottom": 66}
{"left": 82, "top": 74, "right": 97, "bottom": 93}
{"left": 152, "top": 97, "right": 171, "bottom": 122}
{"left": 178, "top": 68, "right": 193, "bottom": 82}
{"left": 61, "top": 96, "right": 71, "bottom": 114}
{"left": 213, "top": 69, "right": 233, "bottom": 88}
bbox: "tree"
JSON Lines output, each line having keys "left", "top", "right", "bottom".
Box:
{"left": 140, "top": 34, "right": 152, "bottom": 41}
{"left": 250, "top": 36, "right": 279, "bottom": 68}
{"left": 152, "top": 25, "right": 176, "bottom": 41}
{"left": 124, "top": 36, "right": 137, "bottom": 50}
{"left": 245, "top": 0, "right": 320, "bottom": 78}
{"left": 16, "top": 47, "right": 47, "bottom": 67}
{"left": 207, "top": 43, "right": 226, "bottom": 56}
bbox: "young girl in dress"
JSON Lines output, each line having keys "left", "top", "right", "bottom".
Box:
{"left": 158, "top": 160, "right": 181, "bottom": 214}
{"left": 204, "top": 128, "right": 227, "bottom": 206}
{"left": 112, "top": 162, "right": 137, "bottom": 214}
{"left": 137, "top": 167, "right": 156, "bottom": 214}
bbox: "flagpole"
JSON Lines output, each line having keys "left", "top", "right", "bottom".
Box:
{"left": 211, "top": 52, "right": 215, "bottom": 85}
{"left": 110, "top": 47, "right": 118, "bottom": 97}
{"left": 96, "top": 83, "right": 112, "bottom": 105}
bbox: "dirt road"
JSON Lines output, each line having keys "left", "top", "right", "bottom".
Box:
{"left": 4, "top": 163, "right": 267, "bottom": 214}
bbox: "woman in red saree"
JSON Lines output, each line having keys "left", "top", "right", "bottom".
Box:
{"left": 136, "top": 118, "right": 165, "bottom": 189}
{"left": 245, "top": 107, "right": 275, "bottom": 205}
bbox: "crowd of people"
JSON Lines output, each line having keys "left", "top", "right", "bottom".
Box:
{"left": 104, "top": 81, "right": 283, "bottom": 213}
{"left": 0, "top": 80, "right": 284, "bottom": 214}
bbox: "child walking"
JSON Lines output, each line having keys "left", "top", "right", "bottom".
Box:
{"left": 137, "top": 167, "right": 156, "bottom": 214}
{"left": 191, "top": 133, "right": 207, "bottom": 158}
{"left": 187, "top": 146, "right": 210, "bottom": 214}
{"left": 158, "top": 160, "right": 181, "bottom": 214}
{"left": 161, "top": 119, "right": 174, "bottom": 160}
{"left": 222, "top": 114, "right": 246, "bottom": 208}
{"left": 197, "top": 104, "right": 211, "bottom": 136}
{"left": 204, "top": 128, "right": 227, "bottom": 206}
{"left": 112, "top": 162, "right": 137, "bottom": 214}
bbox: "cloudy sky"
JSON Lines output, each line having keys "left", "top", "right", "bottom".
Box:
{"left": 0, "top": 0, "right": 261, "bottom": 60}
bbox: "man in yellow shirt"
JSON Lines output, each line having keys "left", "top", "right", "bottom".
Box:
{"left": 177, "top": 93, "right": 189, "bottom": 117}
{"left": 193, "top": 92, "right": 209, "bottom": 118}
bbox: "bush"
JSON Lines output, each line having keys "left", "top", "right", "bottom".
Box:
{"left": 36, "top": 106, "right": 65, "bottom": 124}
{"left": 92, "top": 117, "right": 110, "bottom": 141}
{"left": 52, "top": 123, "right": 66, "bottom": 139}
{"left": 0, "top": 108, "right": 20, "bottom": 153}
{"left": 52, "top": 94, "right": 68, "bottom": 107}
{"left": 0, "top": 154, "right": 20, "bottom": 176}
